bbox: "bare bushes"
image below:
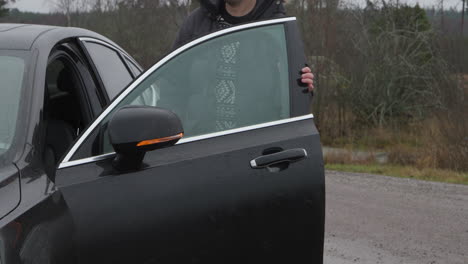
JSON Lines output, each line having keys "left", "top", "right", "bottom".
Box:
{"left": 292, "top": 1, "right": 467, "bottom": 172}
{"left": 431, "top": 107, "right": 468, "bottom": 171}
{"left": 384, "top": 105, "right": 467, "bottom": 172}
{"left": 346, "top": 4, "right": 453, "bottom": 127}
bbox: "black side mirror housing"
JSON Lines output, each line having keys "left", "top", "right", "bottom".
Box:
{"left": 108, "top": 105, "right": 183, "bottom": 171}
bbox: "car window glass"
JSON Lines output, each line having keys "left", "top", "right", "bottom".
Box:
{"left": 45, "top": 59, "right": 87, "bottom": 131}
{"left": 84, "top": 42, "right": 132, "bottom": 100}
{"left": 0, "top": 56, "right": 25, "bottom": 155}
{"left": 125, "top": 58, "right": 142, "bottom": 77}
{"left": 71, "top": 24, "right": 289, "bottom": 160}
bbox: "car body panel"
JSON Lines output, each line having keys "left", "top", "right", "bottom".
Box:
{"left": 0, "top": 165, "right": 20, "bottom": 220}
{"left": 0, "top": 25, "right": 137, "bottom": 261}
{"left": 0, "top": 25, "right": 133, "bottom": 228}
{"left": 0, "top": 24, "right": 55, "bottom": 50}
{"left": 0, "top": 18, "right": 325, "bottom": 264}
{"left": 57, "top": 117, "right": 324, "bottom": 264}
{"left": 54, "top": 18, "right": 325, "bottom": 263}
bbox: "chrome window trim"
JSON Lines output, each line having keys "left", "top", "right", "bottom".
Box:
{"left": 177, "top": 114, "right": 312, "bottom": 145}
{"left": 58, "top": 114, "right": 313, "bottom": 169}
{"left": 59, "top": 153, "right": 116, "bottom": 169}
{"left": 60, "top": 17, "right": 297, "bottom": 167}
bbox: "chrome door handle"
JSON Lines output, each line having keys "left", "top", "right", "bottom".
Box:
{"left": 250, "top": 148, "right": 308, "bottom": 169}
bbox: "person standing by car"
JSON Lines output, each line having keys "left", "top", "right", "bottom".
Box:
{"left": 173, "top": 0, "right": 314, "bottom": 91}
{"left": 173, "top": 0, "right": 314, "bottom": 131}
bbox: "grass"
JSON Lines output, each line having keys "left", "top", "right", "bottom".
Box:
{"left": 326, "top": 163, "right": 468, "bottom": 185}
{"left": 319, "top": 100, "right": 467, "bottom": 184}
{"left": 321, "top": 127, "right": 425, "bottom": 151}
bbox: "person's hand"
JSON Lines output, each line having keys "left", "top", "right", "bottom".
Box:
{"left": 301, "top": 66, "right": 314, "bottom": 92}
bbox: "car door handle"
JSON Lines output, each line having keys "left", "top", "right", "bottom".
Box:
{"left": 250, "top": 148, "right": 308, "bottom": 169}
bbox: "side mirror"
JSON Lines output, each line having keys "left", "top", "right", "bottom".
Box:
{"left": 108, "top": 105, "right": 183, "bottom": 171}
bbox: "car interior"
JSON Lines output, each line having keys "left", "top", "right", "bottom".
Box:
{"left": 43, "top": 55, "right": 89, "bottom": 179}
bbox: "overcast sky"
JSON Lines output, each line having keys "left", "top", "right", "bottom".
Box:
{"left": 7, "top": 0, "right": 465, "bottom": 13}
{"left": 8, "top": 0, "right": 51, "bottom": 13}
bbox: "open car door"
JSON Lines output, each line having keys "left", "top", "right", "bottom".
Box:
{"left": 56, "top": 17, "right": 325, "bottom": 264}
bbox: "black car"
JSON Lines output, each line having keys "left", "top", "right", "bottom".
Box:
{"left": 0, "top": 18, "right": 325, "bottom": 264}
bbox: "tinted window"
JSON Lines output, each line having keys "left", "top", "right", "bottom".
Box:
{"left": 0, "top": 56, "right": 25, "bottom": 156}
{"left": 84, "top": 42, "right": 132, "bottom": 99}
{"left": 72, "top": 24, "right": 290, "bottom": 160}
{"left": 125, "top": 58, "right": 142, "bottom": 77}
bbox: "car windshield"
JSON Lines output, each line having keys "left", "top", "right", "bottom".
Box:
{"left": 0, "top": 54, "right": 26, "bottom": 158}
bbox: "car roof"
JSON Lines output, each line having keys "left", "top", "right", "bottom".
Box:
{"left": 0, "top": 23, "right": 114, "bottom": 51}
{"left": 0, "top": 24, "right": 61, "bottom": 50}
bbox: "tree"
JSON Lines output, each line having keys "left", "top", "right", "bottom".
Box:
{"left": 0, "top": 1, "right": 7, "bottom": 17}
{"left": 0, "top": 0, "right": 14, "bottom": 17}
{"left": 346, "top": 3, "right": 450, "bottom": 126}
{"left": 48, "top": 0, "right": 77, "bottom": 26}
{"left": 462, "top": 0, "right": 466, "bottom": 36}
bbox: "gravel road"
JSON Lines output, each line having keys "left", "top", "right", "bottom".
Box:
{"left": 324, "top": 170, "right": 468, "bottom": 264}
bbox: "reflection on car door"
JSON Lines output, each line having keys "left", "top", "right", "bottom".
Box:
{"left": 55, "top": 17, "right": 325, "bottom": 264}
{"left": 80, "top": 40, "right": 135, "bottom": 100}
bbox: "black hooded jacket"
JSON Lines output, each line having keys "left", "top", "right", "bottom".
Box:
{"left": 172, "top": 0, "right": 286, "bottom": 49}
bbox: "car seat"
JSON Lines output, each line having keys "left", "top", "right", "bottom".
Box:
{"left": 43, "top": 68, "right": 82, "bottom": 179}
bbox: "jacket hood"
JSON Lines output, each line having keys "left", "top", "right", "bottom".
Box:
{"left": 199, "top": 0, "right": 282, "bottom": 20}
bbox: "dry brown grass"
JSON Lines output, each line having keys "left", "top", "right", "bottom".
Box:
{"left": 326, "top": 163, "right": 468, "bottom": 185}
{"left": 387, "top": 144, "right": 420, "bottom": 166}
{"left": 323, "top": 150, "right": 375, "bottom": 165}
{"left": 319, "top": 73, "right": 468, "bottom": 173}
{"left": 376, "top": 114, "right": 467, "bottom": 172}
{"left": 323, "top": 152, "right": 353, "bottom": 164}
{"left": 321, "top": 111, "right": 468, "bottom": 173}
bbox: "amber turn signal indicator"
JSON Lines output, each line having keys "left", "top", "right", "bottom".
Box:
{"left": 136, "top": 133, "right": 184, "bottom": 147}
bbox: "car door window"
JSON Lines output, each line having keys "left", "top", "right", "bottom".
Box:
{"left": 0, "top": 56, "right": 24, "bottom": 155}
{"left": 125, "top": 58, "right": 142, "bottom": 77}
{"left": 68, "top": 22, "right": 293, "bottom": 161}
{"left": 83, "top": 42, "right": 133, "bottom": 100}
